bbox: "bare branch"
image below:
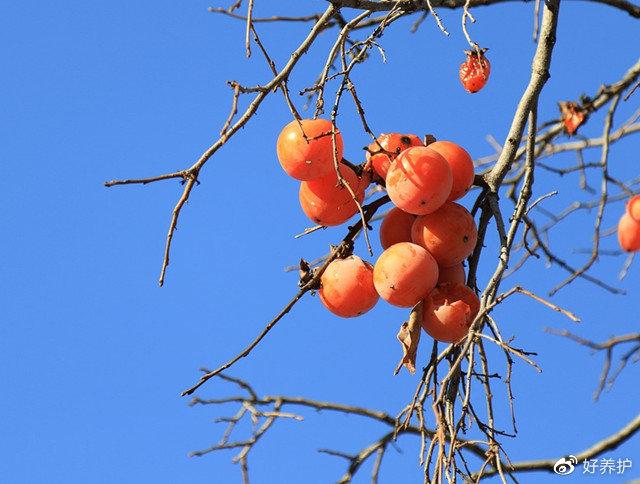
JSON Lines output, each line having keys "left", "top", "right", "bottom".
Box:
{"left": 107, "top": 4, "right": 338, "bottom": 285}
{"left": 546, "top": 329, "right": 640, "bottom": 399}
{"left": 487, "top": 285, "right": 581, "bottom": 323}
{"left": 104, "top": 171, "right": 186, "bottom": 187}
{"left": 485, "top": 0, "right": 558, "bottom": 190}
{"left": 245, "top": 0, "right": 254, "bottom": 57}
{"left": 208, "top": 8, "right": 322, "bottom": 23}
{"left": 332, "top": 0, "right": 640, "bottom": 18}
{"left": 473, "top": 413, "right": 640, "bottom": 480}
{"left": 549, "top": 94, "right": 621, "bottom": 295}
{"left": 159, "top": 175, "right": 197, "bottom": 286}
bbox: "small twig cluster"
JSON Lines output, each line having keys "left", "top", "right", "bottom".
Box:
{"left": 190, "top": 374, "right": 640, "bottom": 483}
{"left": 547, "top": 329, "right": 640, "bottom": 400}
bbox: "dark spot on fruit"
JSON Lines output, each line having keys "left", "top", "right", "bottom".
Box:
{"left": 400, "top": 136, "right": 411, "bottom": 145}
{"left": 463, "top": 235, "right": 469, "bottom": 243}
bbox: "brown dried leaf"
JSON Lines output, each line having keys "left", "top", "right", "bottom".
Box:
{"left": 394, "top": 302, "right": 423, "bottom": 375}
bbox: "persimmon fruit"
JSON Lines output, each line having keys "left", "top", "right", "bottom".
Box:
{"left": 437, "top": 263, "right": 466, "bottom": 286}
{"left": 379, "top": 207, "right": 416, "bottom": 250}
{"left": 422, "top": 283, "right": 480, "bottom": 344}
{"left": 277, "top": 118, "right": 343, "bottom": 181}
{"left": 427, "top": 141, "right": 475, "bottom": 201}
{"left": 386, "top": 146, "right": 453, "bottom": 215}
{"left": 627, "top": 195, "right": 640, "bottom": 222}
{"left": 411, "top": 202, "right": 478, "bottom": 267}
{"left": 367, "top": 133, "right": 424, "bottom": 180}
{"left": 618, "top": 212, "right": 640, "bottom": 252}
{"left": 299, "top": 163, "right": 368, "bottom": 226}
{"left": 319, "top": 256, "right": 379, "bottom": 318}
{"left": 373, "top": 242, "right": 439, "bottom": 308}
{"left": 459, "top": 49, "right": 491, "bottom": 93}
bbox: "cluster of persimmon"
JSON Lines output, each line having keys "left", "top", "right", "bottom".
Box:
{"left": 277, "top": 118, "right": 481, "bottom": 344}
{"left": 618, "top": 195, "right": 640, "bottom": 252}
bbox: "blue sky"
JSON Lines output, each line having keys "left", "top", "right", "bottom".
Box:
{"left": 1, "top": 1, "right": 639, "bottom": 483}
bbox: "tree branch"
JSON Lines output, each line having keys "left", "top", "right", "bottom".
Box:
{"left": 330, "top": 0, "right": 639, "bottom": 18}
{"left": 473, "top": 413, "right": 640, "bottom": 480}
{"left": 106, "top": 4, "right": 338, "bottom": 286}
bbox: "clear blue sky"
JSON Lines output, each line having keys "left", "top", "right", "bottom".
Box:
{"left": 1, "top": 1, "right": 639, "bottom": 483}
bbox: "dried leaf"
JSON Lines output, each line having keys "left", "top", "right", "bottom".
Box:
{"left": 394, "top": 302, "right": 423, "bottom": 375}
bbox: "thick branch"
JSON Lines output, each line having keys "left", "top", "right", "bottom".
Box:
{"left": 485, "top": 0, "right": 558, "bottom": 190}
{"left": 474, "top": 413, "right": 640, "bottom": 479}
{"left": 331, "top": 0, "right": 640, "bottom": 17}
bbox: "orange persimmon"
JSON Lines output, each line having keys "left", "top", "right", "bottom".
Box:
{"left": 366, "top": 133, "right": 424, "bottom": 180}
{"left": 437, "top": 263, "right": 466, "bottom": 286}
{"left": 277, "top": 118, "right": 343, "bottom": 181}
{"left": 379, "top": 207, "right": 416, "bottom": 250}
{"left": 618, "top": 212, "right": 640, "bottom": 252}
{"left": 411, "top": 202, "right": 478, "bottom": 266}
{"left": 422, "top": 283, "right": 480, "bottom": 343}
{"left": 319, "top": 256, "right": 379, "bottom": 318}
{"left": 627, "top": 195, "right": 640, "bottom": 222}
{"left": 299, "top": 164, "right": 368, "bottom": 226}
{"left": 373, "top": 242, "right": 439, "bottom": 308}
{"left": 427, "top": 141, "right": 475, "bottom": 201}
{"left": 385, "top": 146, "right": 452, "bottom": 215}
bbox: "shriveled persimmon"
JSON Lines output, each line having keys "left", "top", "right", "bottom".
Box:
{"left": 618, "top": 212, "right": 640, "bottom": 252}
{"left": 386, "top": 146, "right": 453, "bottom": 215}
{"left": 437, "top": 263, "right": 466, "bottom": 286}
{"left": 559, "top": 101, "right": 586, "bottom": 136}
{"left": 427, "top": 141, "right": 475, "bottom": 201}
{"left": 319, "top": 256, "right": 379, "bottom": 318}
{"left": 626, "top": 195, "right": 640, "bottom": 222}
{"left": 366, "top": 133, "right": 424, "bottom": 180}
{"left": 299, "top": 164, "right": 368, "bottom": 226}
{"left": 422, "top": 283, "right": 480, "bottom": 344}
{"left": 373, "top": 242, "right": 439, "bottom": 308}
{"left": 459, "top": 49, "right": 490, "bottom": 93}
{"left": 379, "top": 207, "right": 416, "bottom": 250}
{"left": 277, "top": 118, "right": 343, "bottom": 181}
{"left": 411, "top": 202, "right": 478, "bottom": 266}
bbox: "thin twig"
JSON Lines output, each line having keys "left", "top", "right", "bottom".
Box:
{"left": 181, "top": 196, "right": 390, "bottom": 396}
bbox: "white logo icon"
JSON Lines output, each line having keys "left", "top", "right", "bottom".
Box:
{"left": 553, "top": 455, "right": 578, "bottom": 475}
